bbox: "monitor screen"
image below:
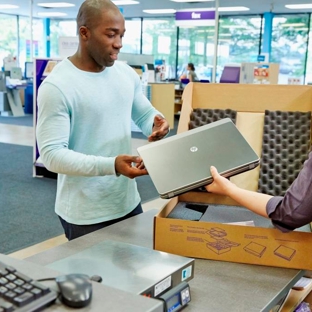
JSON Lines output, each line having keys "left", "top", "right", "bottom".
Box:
{"left": 146, "top": 63, "right": 155, "bottom": 70}
{"left": 219, "top": 66, "right": 240, "bottom": 83}
{"left": 25, "top": 61, "right": 34, "bottom": 79}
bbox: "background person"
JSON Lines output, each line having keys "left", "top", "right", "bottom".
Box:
{"left": 205, "top": 152, "right": 312, "bottom": 232}
{"left": 179, "top": 63, "right": 198, "bottom": 82}
{"left": 186, "top": 63, "right": 199, "bottom": 82}
{"left": 36, "top": 0, "right": 170, "bottom": 241}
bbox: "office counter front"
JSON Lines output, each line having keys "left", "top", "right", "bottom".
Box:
{"left": 25, "top": 210, "right": 304, "bottom": 312}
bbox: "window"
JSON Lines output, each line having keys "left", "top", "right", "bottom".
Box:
{"left": 306, "top": 18, "right": 312, "bottom": 84}
{"left": 18, "top": 16, "right": 44, "bottom": 67}
{"left": 178, "top": 26, "right": 215, "bottom": 81}
{"left": 0, "top": 14, "right": 18, "bottom": 66}
{"left": 123, "top": 19, "right": 141, "bottom": 54}
{"left": 142, "top": 18, "right": 177, "bottom": 79}
{"left": 217, "top": 15, "right": 263, "bottom": 81}
{"left": 50, "top": 19, "right": 76, "bottom": 57}
{"left": 271, "top": 14, "right": 309, "bottom": 84}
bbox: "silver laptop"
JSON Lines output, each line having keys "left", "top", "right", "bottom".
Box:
{"left": 137, "top": 118, "right": 260, "bottom": 199}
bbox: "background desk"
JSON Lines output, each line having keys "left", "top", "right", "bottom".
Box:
{"left": 26, "top": 210, "right": 304, "bottom": 312}
{"left": 5, "top": 85, "right": 26, "bottom": 116}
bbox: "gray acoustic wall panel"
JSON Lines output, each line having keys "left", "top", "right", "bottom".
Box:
{"left": 258, "top": 110, "right": 311, "bottom": 196}
{"left": 189, "top": 108, "right": 237, "bottom": 129}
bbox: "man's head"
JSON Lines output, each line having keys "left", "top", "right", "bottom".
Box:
{"left": 76, "top": 0, "right": 125, "bottom": 70}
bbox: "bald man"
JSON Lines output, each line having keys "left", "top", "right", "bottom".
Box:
{"left": 36, "top": 0, "right": 170, "bottom": 240}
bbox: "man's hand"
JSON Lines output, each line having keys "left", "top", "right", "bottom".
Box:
{"left": 115, "top": 155, "right": 148, "bottom": 178}
{"left": 148, "top": 115, "right": 170, "bottom": 142}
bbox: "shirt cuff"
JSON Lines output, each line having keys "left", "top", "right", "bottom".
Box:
{"left": 97, "top": 157, "right": 119, "bottom": 176}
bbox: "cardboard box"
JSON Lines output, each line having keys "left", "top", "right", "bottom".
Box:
{"left": 279, "top": 277, "right": 312, "bottom": 311}
{"left": 153, "top": 83, "right": 312, "bottom": 270}
{"left": 303, "top": 289, "right": 312, "bottom": 305}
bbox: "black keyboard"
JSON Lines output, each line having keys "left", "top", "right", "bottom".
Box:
{"left": 0, "top": 261, "right": 57, "bottom": 312}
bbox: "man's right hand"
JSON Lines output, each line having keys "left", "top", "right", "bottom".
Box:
{"left": 115, "top": 155, "right": 148, "bottom": 178}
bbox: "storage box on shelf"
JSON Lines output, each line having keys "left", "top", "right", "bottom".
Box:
{"left": 153, "top": 82, "right": 312, "bottom": 270}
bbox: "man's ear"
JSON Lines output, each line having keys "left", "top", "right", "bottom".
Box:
{"left": 79, "top": 26, "right": 89, "bottom": 40}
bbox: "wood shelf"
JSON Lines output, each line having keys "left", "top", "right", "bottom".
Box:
{"left": 174, "top": 88, "right": 183, "bottom": 114}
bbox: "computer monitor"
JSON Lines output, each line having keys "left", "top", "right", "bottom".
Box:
{"left": 219, "top": 66, "right": 241, "bottom": 83}
{"left": 10, "top": 67, "right": 23, "bottom": 80}
{"left": 146, "top": 63, "right": 155, "bottom": 70}
{"left": 24, "top": 61, "right": 34, "bottom": 80}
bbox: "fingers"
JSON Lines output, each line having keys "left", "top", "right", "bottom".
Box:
{"left": 136, "top": 160, "right": 145, "bottom": 170}
{"left": 148, "top": 132, "right": 165, "bottom": 142}
{"left": 210, "top": 166, "right": 218, "bottom": 177}
{"left": 149, "top": 118, "right": 170, "bottom": 142}
{"left": 130, "top": 156, "right": 142, "bottom": 164}
{"left": 153, "top": 114, "right": 164, "bottom": 126}
{"left": 205, "top": 166, "right": 218, "bottom": 192}
{"left": 115, "top": 155, "right": 148, "bottom": 178}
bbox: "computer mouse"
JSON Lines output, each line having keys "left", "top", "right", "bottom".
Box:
{"left": 55, "top": 273, "right": 93, "bottom": 308}
{"left": 90, "top": 275, "right": 103, "bottom": 283}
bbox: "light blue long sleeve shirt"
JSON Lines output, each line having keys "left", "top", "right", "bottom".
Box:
{"left": 36, "top": 59, "right": 161, "bottom": 225}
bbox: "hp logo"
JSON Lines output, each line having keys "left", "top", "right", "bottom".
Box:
{"left": 190, "top": 146, "right": 198, "bottom": 152}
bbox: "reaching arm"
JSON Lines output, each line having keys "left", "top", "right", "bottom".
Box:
{"left": 205, "top": 166, "right": 272, "bottom": 218}
{"left": 206, "top": 154, "right": 312, "bottom": 232}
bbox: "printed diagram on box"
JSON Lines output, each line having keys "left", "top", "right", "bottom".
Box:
{"left": 274, "top": 245, "right": 296, "bottom": 261}
{"left": 243, "top": 243, "right": 296, "bottom": 261}
{"left": 188, "top": 226, "right": 297, "bottom": 261}
{"left": 244, "top": 242, "right": 266, "bottom": 258}
{"left": 205, "top": 227, "right": 240, "bottom": 255}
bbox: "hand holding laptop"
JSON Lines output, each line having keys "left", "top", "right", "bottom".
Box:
{"left": 205, "top": 166, "right": 234, "bottom": 195}
{"left": 206, "top": 166, "right": 272, "bottom": 219}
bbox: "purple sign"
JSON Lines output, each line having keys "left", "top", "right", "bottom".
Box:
{"left": 175, "top": 10, "right": 215, "bottom": 21}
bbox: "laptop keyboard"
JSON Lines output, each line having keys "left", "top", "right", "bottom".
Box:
{"left": 0, "top": 261, "right": 57, "bottom": 312}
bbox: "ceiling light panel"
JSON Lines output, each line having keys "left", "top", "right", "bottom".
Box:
{"left": 176, "top": 6, "right": 249, "bottom": 12}
{"left": 143, "top": 9, "right": 176, "bottom": 14}
{"left": 285, "top": 4, "right": 312, "bottom": 9}
{"left": 218, "top": 7, "right": 250, "bottom": 12}
{"left": 170, "top": 0, "right": 214, "bottom": 2}
{"left": 37, "top": 12, "right": 67, "bottom": 16}
{"left": 0, "top": 4, "right": 19, "bottom": 9}
{"left": 37, "top": 2, "right": 75, "bottom": 8}
{"left": 112, "top": 0, "right": 139, "bottom": 5}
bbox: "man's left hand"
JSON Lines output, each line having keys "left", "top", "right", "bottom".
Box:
{"left": 148, "top": 115, "right": 170, "bottom": 142}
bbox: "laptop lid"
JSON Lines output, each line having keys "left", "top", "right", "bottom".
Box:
{"left": 137, "top": 118, "right": 260, "bottom": 199}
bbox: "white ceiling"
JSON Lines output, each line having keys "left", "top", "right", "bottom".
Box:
{"left": 0, "top": 0, "right": 311, "bottom": 19}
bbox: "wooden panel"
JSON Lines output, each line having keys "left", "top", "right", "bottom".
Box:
{"left": 150, "top": 83, "right": 175, "bottom": 129}
{"left": 188, "top": 83, "right": 312, "bottom": 112}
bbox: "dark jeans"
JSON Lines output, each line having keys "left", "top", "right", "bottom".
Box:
{"left": 59, "top": 203, "right": 143, "bottom": 241}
